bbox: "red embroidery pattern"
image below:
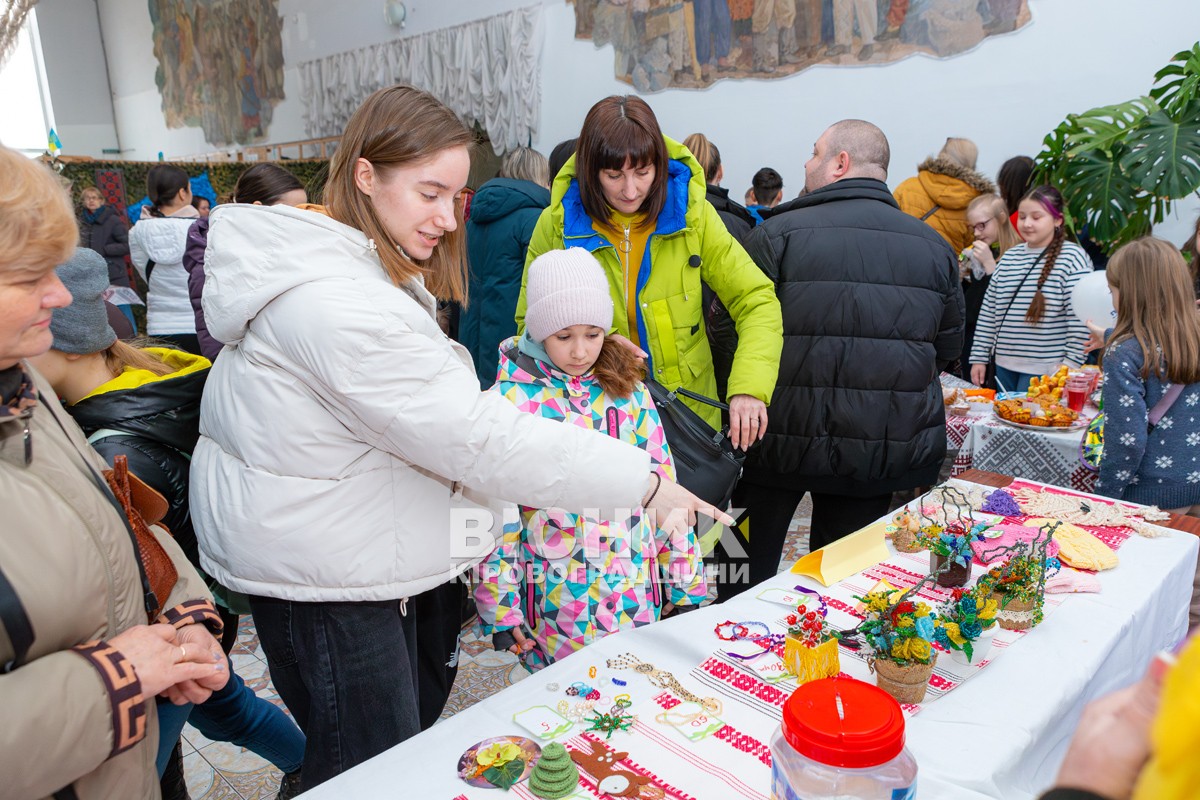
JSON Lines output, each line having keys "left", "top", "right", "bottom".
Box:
{"left": 652, "top": 692, "right": 772, "bottom": 766}
{"left": 71, "top": 639, "right": 146, "bottom": 758}
{"left": 696, "top": 658, "right": 788, "bottom": 707}
{"left": 712, "top": 724, "right": 772, "bottom": 766}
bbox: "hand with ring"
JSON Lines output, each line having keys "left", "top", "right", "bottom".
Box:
{"left": 727, "top": 394, "right": 768, "bottom": 451}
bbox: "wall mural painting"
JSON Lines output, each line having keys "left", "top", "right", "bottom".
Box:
{"left": 570, "top": 0, "right": 1029, "bottom": 92}
{"left": 149, "top": 0, "right": 286, "bottom": 145}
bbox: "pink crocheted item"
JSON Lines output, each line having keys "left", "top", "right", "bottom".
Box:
{"left": 973, "top": 524, "right": 1060, "bottom": 566}
{"left": 1046, "top": 568, "right": 1102, "bottom": 594}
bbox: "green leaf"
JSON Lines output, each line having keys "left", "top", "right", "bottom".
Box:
{"left": 1061, "top": 150, "right": 1145, "bottom": 244}
{"left": 1151, "top": 43, "right": 1200, "bottom": 117}
{"left": 1063, "top": 98, "right": 1156, "bottom": 158}
{"left": 962, "top": 641, "right": 974, "bottom": 663}
{"left": 1119, "top": 104, "right": 1200, "bottom": 198}
{"left": 484, "top": 758, "right": 526, "bottom": 791}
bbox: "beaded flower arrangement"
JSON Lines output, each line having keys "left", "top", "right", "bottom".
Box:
{"left": 934, "top": 585, "right": 999, "bottom": 662}
{"left": 782, "top": 593, "right": 841, "bottom": 683}
{"left": 919, "top": 520, "right": 980, "bottom": 566}
{"left": 854, "top": 589, "right": 940, "bottom": 667}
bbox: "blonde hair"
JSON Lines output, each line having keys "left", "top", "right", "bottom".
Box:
{"left": 325, "top": 85, "right": 473, "bottom": 303}
{"left": 966, "top": 194, "right": 1019, "bottom": 256}
{"left": 80, "top": 186, "right": 104, "bottom": 202}
{"left": 1105, "top": 237, "right": 1200, "bottom": 385}
{"left": 102, "top": 339, "right": 175, "bottom": 378}
{"left": 499, "top": 147, "right": 550, "bottom": 188}
{"left": 939, "top": 137, "right": 979, "bottom": 170}
{"left": 0, "top": 148, "right": 77, "bottom": 272}
{"left": 682, "top": 133, "right": 721, "bottom": 183}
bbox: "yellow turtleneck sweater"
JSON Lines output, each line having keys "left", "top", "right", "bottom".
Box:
{"left": 606, "top": 211, "right": 651, "bottom": 345}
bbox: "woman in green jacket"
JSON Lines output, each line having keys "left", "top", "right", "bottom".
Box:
{"left": 518, "top": 95, "right": 782, "bottom": 445}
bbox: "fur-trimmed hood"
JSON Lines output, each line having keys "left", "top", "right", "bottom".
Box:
{"left": 914, "top": 157, "right": 997, "bottom": 206}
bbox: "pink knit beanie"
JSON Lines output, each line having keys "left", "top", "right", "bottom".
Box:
{"left": 525, "top": 248, "right": 614, "bottom": 343}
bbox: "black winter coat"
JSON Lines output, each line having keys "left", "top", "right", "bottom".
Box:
{"left": 66, "top": 364, "right": 207, "bottom": 564}
{"left": 742, "top": 177, "right": 965, "bottom": 495}
{"left": 78, "top": 205, "right": 131, "bottom": 287}
{"left": 704, "top": 185, "right": 757, "bottom": 401}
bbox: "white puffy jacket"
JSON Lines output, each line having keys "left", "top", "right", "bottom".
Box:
{"left": 129, "top": 215, "right": 198, "bottom": 336}
{"left": 191, "top": 204, "right": 651, "bottom": 602}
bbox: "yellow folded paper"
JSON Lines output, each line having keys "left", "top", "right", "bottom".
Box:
{"left": 790, "top": 519, "right": 893, "bottom": 586}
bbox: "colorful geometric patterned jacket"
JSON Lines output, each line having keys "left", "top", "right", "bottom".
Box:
{"left": 474, "top": 337, "right": 707, "bottom": 670}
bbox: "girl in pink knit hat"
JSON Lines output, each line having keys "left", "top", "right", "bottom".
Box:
{"left": 474, "top": 248, "right": 708, "bottom": 670}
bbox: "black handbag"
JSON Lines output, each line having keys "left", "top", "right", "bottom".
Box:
{"left": 645, "top": 379, "right": 745, "bottom": 509}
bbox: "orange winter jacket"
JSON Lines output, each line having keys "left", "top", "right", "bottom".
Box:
{"left": 894, "top": 157, "right": 997, "bottom": 254}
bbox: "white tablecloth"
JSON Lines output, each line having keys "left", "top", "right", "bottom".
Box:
{"left": 303, "top": 482, "right": 1197, "bottom": 800}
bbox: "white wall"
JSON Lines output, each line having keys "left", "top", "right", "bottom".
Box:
{"left": 533, "top": 0, "right": 1200, "bottom": 246}
{"left": 0, "top": 18, "right": 51, "bottom": 154}
{"left": 90, "top": 0, "right": 1200, "bottom": 243}
{"left": 34, "top": 0, "right": 120, "bottom": 158}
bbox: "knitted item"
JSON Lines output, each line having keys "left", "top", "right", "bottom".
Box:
{"left": 1012, "top": 486, "right": 1170, "bottom": 537}
{"left": 529, "top": 742, "right": 580, "bottom": 799}
{"left": 524, "top": 248, "right": 614, "bottom": 343}
{"left": 51, "top": 248, "right": 117, "bottom": 355}
{"left": 981, "top": 489, "right": 1022, "bottom": 517}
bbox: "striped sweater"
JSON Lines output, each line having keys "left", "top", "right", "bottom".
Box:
{"left": 968, "top": 241, "right": 1094, "bottom": 374}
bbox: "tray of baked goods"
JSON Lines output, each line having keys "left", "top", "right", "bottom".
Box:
{"left": 993, "top": 393, "right": 1086, "bottom": 432}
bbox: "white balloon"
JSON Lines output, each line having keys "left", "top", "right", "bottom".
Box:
{"left": 1071, "top": 271, "right": 1117, "bottom": 326}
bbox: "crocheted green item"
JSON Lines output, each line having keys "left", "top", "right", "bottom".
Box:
{"left": 528, "top": 742, "right": 580, "bottom": 799}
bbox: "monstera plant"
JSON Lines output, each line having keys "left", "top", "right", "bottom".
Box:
{"left": 1035, "top": 43, "right": 1200, "bottom": 250}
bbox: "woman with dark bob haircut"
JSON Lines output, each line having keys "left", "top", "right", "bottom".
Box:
{"left": 518, "top": 95, "right": 782, "bottom": 449}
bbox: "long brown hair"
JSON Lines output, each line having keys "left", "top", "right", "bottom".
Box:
{"left": 1023, "top": 185, "right": 1068, "bottom": 324}
{"left": 576, "top": 96, "right": 669, "bottom": 231}
{"left": 325, "top": 85, "right": 473, "bottom": 303}
{"left": 1105, "top": 237, "right": 1200, "bottom": 384}
{"left": 591, "top": 337, "right": 645, "bottom": 399}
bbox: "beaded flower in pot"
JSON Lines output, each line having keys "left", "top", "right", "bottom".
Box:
{"left": 782, "top": 594, "right": 841, "bottom": 684}
{"left": 919, "top": 520, "right": 984, "bottom": 588}
{"left": 977, "top": 553, "right": 1047, "bottom": 631}
{"left": 935, "top": 584, "right": 1000, "bottom": 664}
{"left": 855, "top": 589, "right": 942, "bottom": 704}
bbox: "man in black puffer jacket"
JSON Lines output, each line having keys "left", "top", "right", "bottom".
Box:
{"left": 720, "top": 119, "right": 964, "bottom": 596}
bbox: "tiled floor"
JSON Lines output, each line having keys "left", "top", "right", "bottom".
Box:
{"left": 183, "top": 496, "right": 816, "bottom": 798}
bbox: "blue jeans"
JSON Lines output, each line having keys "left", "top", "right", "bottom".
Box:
{"left": 155, "top": 660, "right": 305, "bottom": 775}
{"left": 249, "top": 596, "right": 421, "bottom": 792}
{"left": 994, "top": 365, "right": 1038, "bottom": 395}
{"left": 694, "top": 0, "right": 732, "bottom": 64}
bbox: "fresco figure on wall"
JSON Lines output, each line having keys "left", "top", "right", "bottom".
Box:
{"left": 568, "top": 0, "right": 1031, "bottom": 91}
{"left": 149, "top": 0, "right": 285, "bottom": 146}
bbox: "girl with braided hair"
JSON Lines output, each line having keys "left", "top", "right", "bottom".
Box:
{"left": 969, "top": 185, "right": 1094, "bottom": 392}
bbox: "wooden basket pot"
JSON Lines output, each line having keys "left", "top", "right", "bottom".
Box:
{"left": 931, "top": 552, "right": 971, "bottom": 588}
{"left": 872, "top": 652, "right": 937, "bottom": 704}
{"left": 990, "top": 591, "right": 1037, "bottom": 631}
{"left": 783, "top": 634, "right": 840, "bottom": 684}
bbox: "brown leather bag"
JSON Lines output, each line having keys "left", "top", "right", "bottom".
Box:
{"left": 102, "top": 455, "right": 178, "bottom": 619}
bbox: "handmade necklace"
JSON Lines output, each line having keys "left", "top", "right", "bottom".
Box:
{"left": 607, "top": 653, "right": 723, "bottom": 714}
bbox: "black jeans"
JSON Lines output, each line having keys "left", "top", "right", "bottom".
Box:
{"left": 249, "top": 596, "right": 420, "bottom": 792}
{"left": 412, "top": 578, "right": 469, "bottom": 730}
{"left": 715, "top": 481, "right": 892, "bottom": 601}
